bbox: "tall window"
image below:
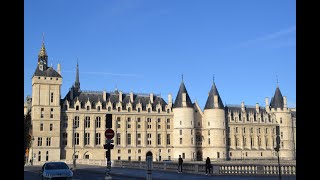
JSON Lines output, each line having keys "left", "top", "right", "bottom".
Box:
{"left": 41, "top": 108, "right": 44, "bottom": 118}
{"left": 127, "top": 118, "right": 131, "bottom": 129}
{"left": 157, "top": 134, "right": 161, "bottom": 145}
{"left": 191, "top": 129, "right": 193, "bottom": 135}
{"left": 191, "top": 137, "right": 193, "bottom": 144}
{"left": 96, "top": 117, "right": 101, "bottom": 128}
{"left": 50, "top": 108, "right": 54, "bottom": 118}
{"left": 85, "top": 116, "right": 90, "bottom": 128}
{"left": 38, "top": 151, "right": 41, "bottom": 161}
{"left": 208, "top": 130, "right": 210, "bottom": 135}
{"left": 167, "top": 134, "right": 171, "bottom": 145}
{"left": 40, "top": 122, "right": 43, "bottom": 131}
{"left": 117, "top": 133, "right": 121, "bottom": 145}
{"left": 50, "top": 123, "right": 53, "bottom": 131}
{"left": 38, "top": 137, "right": 42, "bottom": 146}
{"left": 85, "top": 133, "right": 90, "bottom": 145}
{"left": 117, "top": 117, "right": 121, "bottom": 128}
{"left": 75, "top": 133, "right": 79, "bottom": 145}
{"left": 147, "top": 133, "right": 152, "bottom": 145}
{"left": 95, "top": 133, "right": 101, "bottom": 145}
{"left": 251, "top": 138, "right": 254, "bottom": 147}
{"left": 46, "top": 137, "right": 51, "bottom": 146}
{"left": 74, "top": 116, "right": 80, "bottom": 128}
{"left": 167, "top": 119, "right": 170, "bottom": 129}
{"left": 180, "top": 130, "right": 182, "bottom": 135}
{"left": 208, "top": 138, "right": 210, "bottom": 145}
{"left": 137, "top": 133, "right": 141, "bottom": 145}
{"left": 50, "top": 92, "right": 54, "bottom": 103}
{"left": 46, "top": 151, "right": 49, "bottom": 161}
{"left": 127, "top": 133, "right": 131, "bottom": 145}
{"left": 180, "top": 138, "right": 182, "bottom": 144}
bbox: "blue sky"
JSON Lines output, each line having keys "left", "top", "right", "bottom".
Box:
{"left": 24, "top": 0, "right": 296, "bottom": 110}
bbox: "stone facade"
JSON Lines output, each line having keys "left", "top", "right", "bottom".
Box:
{"left": 26, "top": 42, "right": 296, "bottom": 163}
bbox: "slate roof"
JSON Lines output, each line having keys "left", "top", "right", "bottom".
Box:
{"left": 270, "top": 86, "right": 284, "bottom": 109}
{"left": 204, "top": 82, "right": 224, "bottom": 109}
{"left": 173, "top": 81, "right": 193, "bottom": 108}
{"left": 33, "top": 66, "right": 62, "bottom": 78}
{"left": 62, "top": 89, "right": 168, "bottom": 111}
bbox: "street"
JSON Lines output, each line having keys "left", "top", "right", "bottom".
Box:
{"left": 24, "top": 164, "right": 296, "bottom": 180}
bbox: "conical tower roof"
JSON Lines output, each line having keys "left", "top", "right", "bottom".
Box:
{"left": 270, "top": 86, "right": 284, "bottom": 109}
{"left": 173, "top": 81, "right": 193, "bottom": 108}
{"left": 204, "top": 81, "right": 224, "bottom": 109}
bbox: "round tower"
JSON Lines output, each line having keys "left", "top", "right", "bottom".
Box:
{"left": 172, "top": 79, "right": 196, "bottom": 161}
{"left": 203, "top": 80, "right": 226, "bottom": 161}
{"left": 269, "top": 85, "right": 295, "bottom": 160}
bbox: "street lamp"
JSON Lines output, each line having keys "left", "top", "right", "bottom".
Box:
{"left": 31, "top": 136, "right": 34, "bottom": 165}
{"left": 73, "top": 123, "right": 77, "bottom": 169}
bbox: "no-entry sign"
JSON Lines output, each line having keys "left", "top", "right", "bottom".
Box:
{"left": 105, "top": 128, "right": 115, "bottom": 139}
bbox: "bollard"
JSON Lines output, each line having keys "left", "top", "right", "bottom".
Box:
{"left": 147, "top": 156, "right": 152, "bottom": 180}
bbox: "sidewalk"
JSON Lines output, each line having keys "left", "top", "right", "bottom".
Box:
{"left": 72, "top": 164, "right": 296, "bottom": 180}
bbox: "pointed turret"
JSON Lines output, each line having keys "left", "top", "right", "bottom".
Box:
{"left": 173, "top": 81, "right": 193, "bottom": 108}
{"left": 270, "top": 85, "right": 284, "bottom": 109}
{"left": 204, "top": 79, "right": 224, "bottom": 109}
{"left": 74, "top": 62, "right": 80, "bottom": 90}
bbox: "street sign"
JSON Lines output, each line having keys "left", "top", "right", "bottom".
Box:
{"left": 105, "top": 128, "right": 115, "bottom": 139}
{"left": 106, "top": 139, "right": 114, "bottom": 143}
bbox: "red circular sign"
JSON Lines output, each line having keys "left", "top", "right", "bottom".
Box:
{"left": 105, "top": 128, "right": 115, "bottom": 139}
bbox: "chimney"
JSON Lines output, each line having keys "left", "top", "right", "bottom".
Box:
{"left": 256, "top": 103, "right": 259, "bottom": 113}
{"left": 265, "top": 97, "right": 270, "bottom": 112}
{"left": 103, "top": 90, "right": 106, "bottom": 101}
{"left": 57, "top": 63, "right": 61, "bottom": 75}
{"left": 168, "top": 93, "right": 172, "bottom": 104}
{"left": 241, "top": 102, "right": 245, "bottom": 111}
{"left": 214, "top": 95, "right": 218, "bottom": 108}
{"left": 150, "top": 93, "right": 154, "bottom": 103}
{"left": 283, "top": 96, "right": 287, "bottom": 108}
{"left": 119, "top": 91, "right": 123, "bottom": 102}
{"left": 182, "top": 93, "right": 186, "bottom": 107}
{"left": 130, "top": 92, "right": 134, "bottom": 102}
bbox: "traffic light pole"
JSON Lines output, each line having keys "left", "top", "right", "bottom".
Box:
{"left": 275, "top": 125, "right": 281, "bottom": 180}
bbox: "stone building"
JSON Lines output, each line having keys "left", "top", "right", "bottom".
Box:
{"left": 25, "top": 41, "right": 296, "bottom": 163}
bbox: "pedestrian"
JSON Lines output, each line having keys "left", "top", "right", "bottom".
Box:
{"left": 177, "top": 155, "right": 183, "bottom": 173}
{"left": 205, "top": 157, "right": 211, "bottom": 175}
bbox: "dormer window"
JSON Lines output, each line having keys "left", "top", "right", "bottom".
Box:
{"left": 87, "top": 106, "right": 90, "bottom": 111}
{"left": 148, "top": 108, "right": 151, "bottom": 113}
{"left": 97, "top": 106, "right": 100, "bottom": 111}
{"left": 76, "top": 106, "right": 79, "bottom": 110}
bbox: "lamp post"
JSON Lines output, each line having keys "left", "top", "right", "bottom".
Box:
{"left": 73, "top": 123, "right": 77, "bottom": 169}
{"left": 31, "top": 136, "right": 34, "bottom": 165}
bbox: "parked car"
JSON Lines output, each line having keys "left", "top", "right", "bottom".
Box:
{"left": 40, "top": 161, "right": 73, "bottom": 180}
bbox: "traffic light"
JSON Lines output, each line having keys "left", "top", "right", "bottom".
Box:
{"left": 104, "top": 143, "right": 114, "bottom": 150}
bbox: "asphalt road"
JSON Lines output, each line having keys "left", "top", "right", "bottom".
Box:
{"left": 24, "top": 164, "right": 296, "bottom": 180}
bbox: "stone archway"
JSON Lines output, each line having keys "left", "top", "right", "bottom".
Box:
{"left": 146, "top": 151, "right": 153, "bottom": 161}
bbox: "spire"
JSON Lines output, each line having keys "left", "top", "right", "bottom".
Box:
{"left": 270, "top": 85, "right": 284, "bottom": 109}
{"left": 38, "top": 33, "right": 47, "bottom": 58}
{"left": 181, "top": 73, "right": 184, "bottom": 82}
{"left": 276, "top": 74, "right": 279, "bottom": 87}
{"left": 74, "top": 61, "right": 80, "bottom": 90}
{"left": 204, "top": 79, "right": 224, "bottom": 109}
{"left": 173, "top": 80, "right": 193, "bottom": 108}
